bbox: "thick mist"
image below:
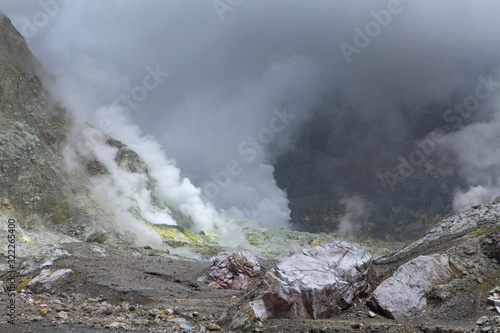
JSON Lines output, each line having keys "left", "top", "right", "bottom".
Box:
{"left": 2, "top": 1, "right": 500, "bottom": 239}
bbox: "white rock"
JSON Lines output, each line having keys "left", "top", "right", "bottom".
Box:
{"left": 367, "top": 254, "right": 453, "bottom": 319}
{"left": 252, "top": 242, "right": 372, "bottom": 319}
{"left": 477, "top": 316, "right": 489, "bottom": 325}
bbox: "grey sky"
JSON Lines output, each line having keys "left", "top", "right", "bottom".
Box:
{"left": 2, "top": 0, "right": 500, "bottom": 227}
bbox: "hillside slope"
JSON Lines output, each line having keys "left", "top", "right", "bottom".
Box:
{"left": 0, "top": 12, "right": 115, "bottom": 235}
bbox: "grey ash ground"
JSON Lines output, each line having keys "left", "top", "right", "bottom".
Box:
{"left": 0, "top": 240, "right": 484, "bottom": 333}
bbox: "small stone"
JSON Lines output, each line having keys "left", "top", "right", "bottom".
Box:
{"left": 128, "top": 306, "right": 136, "bottom": 311}
{"left": 368, "top": 311, "right": 376, "bottom": 318}
{"left": 192, "top": 311, "right": 200, "bottom": 317}
{"left": 373, "top": 248, "right": 391, "bottom": 254}
{"left": 56, "top": 311, "right": 68, "bottom": 320}
{"left": 206, "top": 323, "right": 222, "bottom": 331}
{"left": 465, "top": 248, "right": 477, "bottom": 255}
{"left": 180, "top": 321, "right": 194, "bottom": 330}
{"left": 40, "top": 308, "right": 51, "bottom": 316}
{"left": 86, "top": 231, "right": 108, "bottom": 244}
{"left": 168, "top": 317, "right": 193, "bottom": 330}
{"left": 28, "top": 269, "right": 74, "bottom": 291}
{"left": 477, "top": 316, "right": 489, "bottom": 325}
{"left": 109, "top": 322, "right": 127, "bottom": 329}
{"left": 309, "top": 239, "right": 321, "bottom": 248}
{"left": 165, "top": 308, "right": 174, "bottom": 315}
{"left": 148, "top": 309, "right": 160, "bottom": 317}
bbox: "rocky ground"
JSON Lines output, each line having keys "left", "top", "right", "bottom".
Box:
{"left": 0, "top": 235, "right": 494, "bottom": 333}
{"left": 2, "top": 181, "right": 500, "bottom": 333}
{"left": 2, "top": 200, "right": 500, "bottom": 332}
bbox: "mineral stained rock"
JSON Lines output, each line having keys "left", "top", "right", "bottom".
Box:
{"left": 250, "top": 242, "right": 372, "bottom": 320}
{"left": 200, "top": 251, "right": 261, "bottom": 290}
{"left": 367, "top": 254, "right": 453, "bottom": 319}
{"left": 28, "top": 268, "right": 74, "bottom": 291}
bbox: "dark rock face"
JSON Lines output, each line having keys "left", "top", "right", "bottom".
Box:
{"left": 481, "top": 232, "right": 500, "bottom": 262}
{"left": 273, "top": 104, "right": 461, "bottom": 238}
{"left": 200, "top": 251, "right": 262, "bottom": 290}
{"left": 86, "top": 160, "right": 109, "bottom": 176}
{"left": 248, "top": 242, "right": 372, "bottom": 320}
{"left": 115, "top": 148, "right": 148, "bottom": 174}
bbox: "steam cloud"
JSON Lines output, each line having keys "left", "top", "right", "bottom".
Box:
{"left": 337, "top": 196, "right": 371, "bottom": 239}
{"left": 2, "top": 0, "right": 500, "bottom": 241}
{"left": 434, "top": 75, "right": 500, "bottom": 211}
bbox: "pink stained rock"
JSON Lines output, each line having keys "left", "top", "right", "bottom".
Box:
{"left": 366, "top": 254, "right": 453, "bottom": 319}
{"left": 201, "top": 251, "right": 261, "bottom": 290}
{"left": 252, "top": 242, "right": 372, "bottom": 320}
{"left": 28, "top": 268, "right": 74, "bottom": 291}
{"left": 56, "top": 311, "right": 68, "bottom": 320}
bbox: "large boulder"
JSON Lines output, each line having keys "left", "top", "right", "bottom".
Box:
{"left": 248, "top": 242, "right": 372, "bottom": 320}
{"left": 200, "top": 251, "right": 262, "bottom": 290}
{"left": 367, "top": 254, "right": 453, "bottom": 319}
